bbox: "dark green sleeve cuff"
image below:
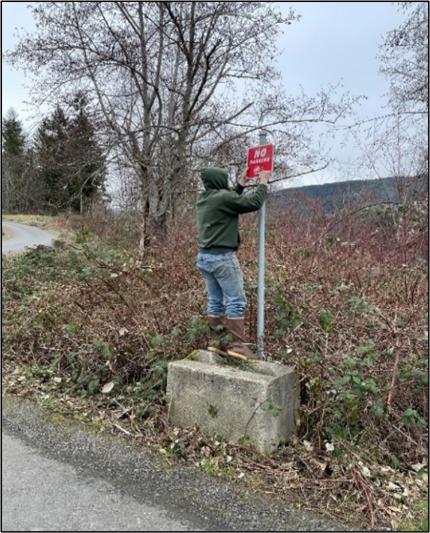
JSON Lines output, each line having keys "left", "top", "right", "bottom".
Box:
{"left": 257, "top": 184, "right": 268, "bottom": 194}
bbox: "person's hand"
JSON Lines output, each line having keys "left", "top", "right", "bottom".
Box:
{"left": 258, "top": 170, "right": 271, "bottom": 185}
{"left": 238, "top": 169, "right": 248, "bottom": 186}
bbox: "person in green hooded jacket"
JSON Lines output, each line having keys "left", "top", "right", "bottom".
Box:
{"left": 196, "top": 166, "right": 270, "bottom": 360}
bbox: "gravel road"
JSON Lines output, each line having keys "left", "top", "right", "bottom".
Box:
{"left": 2, "top": 220, "right": 55, "bottom": 253}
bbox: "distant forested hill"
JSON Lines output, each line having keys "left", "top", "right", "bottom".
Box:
{"left": 270, "top": 176, "right": 427, "bottom": 214}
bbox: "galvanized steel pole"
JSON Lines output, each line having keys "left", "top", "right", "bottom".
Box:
{"left": 257, "top": 130, "right": 267, "bottom": 359}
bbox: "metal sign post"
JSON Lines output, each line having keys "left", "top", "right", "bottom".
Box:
{"left": 257, "top": 130, "right": 267, "bottom": 360}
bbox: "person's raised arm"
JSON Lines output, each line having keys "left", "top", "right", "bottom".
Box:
{"left": 224, "top": 171, "right": 271, "bottom": 214}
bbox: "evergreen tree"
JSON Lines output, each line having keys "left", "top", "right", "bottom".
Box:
{"left": 34, "top": 100, "right": 106, "bottom": 213}
{"left": 2, "top": 109, "right": 32, "bottom": 212}
{"left": 68, "top": 94, "right": 106, "bottom": 213}
{"left": 2, "top": 108, "right": 25, "bottom": 156}
{"left": 34, "top": 106, "right": 71, "bottom": 212}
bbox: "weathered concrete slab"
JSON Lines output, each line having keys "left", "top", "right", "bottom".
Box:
{"left": 166, "top": 350, "right": 299, "bottom": 454}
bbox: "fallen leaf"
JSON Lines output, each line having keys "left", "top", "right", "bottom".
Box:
{"left": 379, "top": 465, "right": 395, "bottom": 474}
{"left": 411, "top": 462, "right": 427, "bottom": 473}
{"left": 303, "top": 439, "right": 313, "bottom": 451}
{"left": 201, "top": 446, "right": 211, "bottom": 457}
{"left": 360, "top": 465, "right": 371, "bottom": 478}
{"left": 309, "top": 457, "right": 327, "bottom": 471}
{"left": 386, "top": 506, "right": 402, "bottom": 514}
{"left": 102, "top": 381, "right": 115, "bottom": 394}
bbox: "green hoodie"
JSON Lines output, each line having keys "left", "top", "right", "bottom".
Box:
{"left": 196, "top": 167, "right": 267, "bottom": 253}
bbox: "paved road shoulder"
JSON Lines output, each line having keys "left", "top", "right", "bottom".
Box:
{"left": 2, "top": 220, "right": 54, "bottom": 254}
{"left": 2, "top": 396, "right": 345, "bottom": 531}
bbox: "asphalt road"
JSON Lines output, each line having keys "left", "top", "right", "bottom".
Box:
{"left": 2, "top": 398, "right": 345, "bottom": 532}
{"left": 2, "top": 432, "right": 194, "bottom": 531}
{"left": 2, "top": 220, "right": 54, "bottom": 253}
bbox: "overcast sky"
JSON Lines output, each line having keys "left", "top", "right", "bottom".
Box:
{"left": 2, "top": 1, "right": 407, "bottom": 188}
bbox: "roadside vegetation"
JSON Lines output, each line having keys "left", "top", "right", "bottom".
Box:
{"left": 2, "top": 202, "right": 427, "bottom": 531}
{"left": 2, "top": 214, "right": 69, "bottom": 236}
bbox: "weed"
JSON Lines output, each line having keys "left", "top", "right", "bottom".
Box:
{"left": 261, "top": 400, "right": 282, "bottom": 417}
{"left": 208, "top": 404, "right": 218, "bottom": 418}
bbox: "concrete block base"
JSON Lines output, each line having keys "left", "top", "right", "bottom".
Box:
{"left": 166, "top": 350, "right": 298, "bottom": 454}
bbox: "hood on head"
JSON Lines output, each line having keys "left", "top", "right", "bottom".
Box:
{"left": 200, "top": 167, "right": 229, "bottom": 191}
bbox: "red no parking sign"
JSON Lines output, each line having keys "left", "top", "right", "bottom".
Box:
{"left": 246, "top": 143, "right": 274, "bottom": 179}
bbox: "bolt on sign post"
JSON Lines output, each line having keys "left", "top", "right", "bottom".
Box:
{"left": 246, "top": 133, "right": 274, "bottom": 359}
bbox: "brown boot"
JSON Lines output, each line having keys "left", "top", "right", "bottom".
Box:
{"left": 208, "top": 315, "right": 224, "bottom": 331}
{"left": 224, "top": 317, "right": 258, "bottom": 361}
{"left": 207, "top": 315, "right": 229, "bottom": 356}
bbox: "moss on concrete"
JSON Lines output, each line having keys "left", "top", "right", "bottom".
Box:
{"left": 186, "top": 350, "right": 202, "bottom": 360}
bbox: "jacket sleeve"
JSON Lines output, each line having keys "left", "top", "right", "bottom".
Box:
{"left": 221, "top": 184, "right": 267, "bottom": 214}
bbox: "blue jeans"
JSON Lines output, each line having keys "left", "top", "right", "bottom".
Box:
{"left": 196, "top": 251, "right": 247, "bottom": 318}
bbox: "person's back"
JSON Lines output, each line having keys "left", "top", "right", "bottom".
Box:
{"left": 195, "top": 166, "right": 269, "bottom": 360}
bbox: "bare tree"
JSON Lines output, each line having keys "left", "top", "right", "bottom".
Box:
{"left": 343, "top": 2, "right": 428, "bottom": 206}
{"left": 379, "top": 1, "right": 428, "bottom": 115}
{"left": 7, "top": 2, "right": 357, "bottom": 244}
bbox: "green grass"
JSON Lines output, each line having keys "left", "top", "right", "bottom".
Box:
{"left": 398, "top": 498, "right": 429, "bottom": 532}
{"left": 3, "top": 213, "right": 56, "bottom": 226}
